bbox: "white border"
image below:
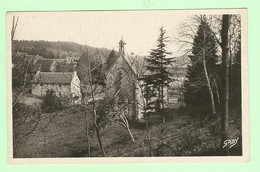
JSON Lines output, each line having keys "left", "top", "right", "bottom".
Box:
{"left": 7, "top": 9, "right": 249, "bottom": 164}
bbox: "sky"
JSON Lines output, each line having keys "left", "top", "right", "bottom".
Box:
{"left": 9, "top": 9, "right": 243, "bottom": 57}
{"left": 9, "top": 11, "right": 194, "bottom": 56}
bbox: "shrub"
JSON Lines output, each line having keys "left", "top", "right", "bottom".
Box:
{"left": 174, "top": 131, "right": 202, "bottom": 156}
{"left": 41, "top": 90, "right": 63, "bottom": 113}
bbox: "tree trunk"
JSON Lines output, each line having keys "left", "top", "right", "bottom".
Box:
{"left": 43, "top": 130, "right": 46, "bottom": 157}
{"left": 161, "top": 83, "right": 166, "bottom": 123}
{"left": 145, "top": 112, "right": 153, "bottom": 156}
{"left": 229, "top": 49, "right": 233, "bottom": 106}
{"left": 88, "top": 58, "right": 105, "bottom": 157}
{"left": 138, "top": 81, "right": 153, "bottom": 157}
{"left": 202, "top": 42, "right": 216, "bottom": 116}
{"left": 221, "top": 14, "right": 231, "bottom": 156}
{"left": 214, "top": 78, "right": 221, "bottom": 104}
{"left": 94, "top": 122, "right": 105, "bottom": 157}
{"left": 127, "top": 127, "right": 135, "bottom": 142}
{"left": 85, "top": 111, "right": 91, "bottom": 157}
{"left": 11, "top": 16, "right": 19, "bottom": 41}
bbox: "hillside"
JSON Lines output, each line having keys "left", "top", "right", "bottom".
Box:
{"left": 13, "top": 102, "right": 242, "bottom": 158}
{"left": 12, "top": 40, "right": 112, "bottom": 60}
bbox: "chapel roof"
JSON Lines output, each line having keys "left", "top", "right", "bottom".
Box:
{"left": 104, "top": 50, "right": 137, "bottom": 77}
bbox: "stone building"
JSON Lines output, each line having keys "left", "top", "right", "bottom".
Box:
{"left": 31, "top": 71, "right": 81, "bottom": 99}
{"left": 104, "top": 39, "right": 140, "bottom": 120}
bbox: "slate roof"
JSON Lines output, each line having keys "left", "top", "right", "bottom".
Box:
{"left": 31, "top": 72, "right": 75, "bottom": 84}
{"left": 56, "top": 63, "right": 76, "bottom": 72}
{"left": 24, "top": 55, "right": 43, "bottom": 63}
{"left": 34, "top": 64, "right": 42, "bottom": 72}
{"left": 104, "top": 50, "right": 137, "bottom": 76}
{"left": 54, "top": 59, "right": 66, "bottom": 64}
{"left": 35, "top": 59, "right": 56, "bottom": 72}
{"left": 66, "top": 56, "right": 80, "bottom": 61}
{"left": 105, "top": 50, "right": 120, "bottom": 73}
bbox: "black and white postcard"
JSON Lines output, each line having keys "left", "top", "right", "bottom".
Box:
{"left": 7, "top": 9, "right": 249, "bottom": 164}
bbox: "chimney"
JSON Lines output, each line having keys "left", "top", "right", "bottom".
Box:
{"left": 73, "top": 63, "right": 77, "bottom": 71}
{"left": 35, "top": 64, "right": 41, "bottom": 75}
{"left": 36, "top": 70, "right": 40, "bottom": 75}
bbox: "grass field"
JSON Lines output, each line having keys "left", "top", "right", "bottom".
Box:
{"left": 13, "top": 104, "right": 242, "bottom": 157}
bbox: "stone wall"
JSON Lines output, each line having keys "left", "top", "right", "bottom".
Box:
{"left": 31, "top": 83, "right": 71, "bottom": 98}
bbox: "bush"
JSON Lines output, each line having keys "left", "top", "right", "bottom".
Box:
{"left": 175, "top": 131, "right": 202, "bottom": 156}
{"left": 128, "top": 119, "right": 146, "bottom": 130}
{"left": 41, "top": 90, "right": 63, "bottom": 113}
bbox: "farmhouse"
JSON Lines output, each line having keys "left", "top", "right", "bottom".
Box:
{"left": 31, "top": 71, "right": 81, "bottom": 99}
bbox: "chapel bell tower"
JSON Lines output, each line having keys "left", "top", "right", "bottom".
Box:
{"left": 118, "top": 37, "right": 126, "bottom": 54}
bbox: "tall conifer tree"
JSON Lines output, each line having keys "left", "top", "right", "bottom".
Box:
{"left": 184, "top": 18, "right": 219, "bottom": 115}
{"left": 142, "top": 27, "right": 174, "bottom": 122}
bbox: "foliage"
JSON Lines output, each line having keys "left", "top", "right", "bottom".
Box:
{"left": 12, "top": 40, "right": 111, "bottom": 60}
{"left": 230, "top": 34, "right": 241, "bottom": 107}
{"left": 77, "top": 51, "right": 106, "bottom": 86}
{"left": 41, "top": 90, "right": 63, "bottom": 113}
{"left": 12, "top": 52, "right": 36, "bottom": 107}
{"left": 141, "top": 27, "right": 174, "bottom": 116}
{"left": 183, "top": 18, "right": 220, "bottom": 114}
{"left": 13, "top": 103, "right": 42, "bottom": 157}
{"left": 12, "top": 52, "right": 35, "bottom": 90}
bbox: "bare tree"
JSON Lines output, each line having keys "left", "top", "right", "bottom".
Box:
{"left": 176, "top": 15, "right": 218, "bottom": 115}
{"left": 126, "top": 55, "right": 153, "bottom": 156}
{"left": 111, "top": 101, "right": 135, "bottom": 142}
{"left": 176, "top": 15, "right": 239, "bottom": 155}
{"left": 137, "top": 80, "right": 153, "bottom": 156}
{"left": 77, "top": 48, "right": 139, "bottom": 156}
{"left": 228, "top": 16, "right": 241, "bottom": 102}
{"left": 85, "top": 50, "right": 106, "bottom": 157}
{"left": 84, "top": 110, "right": 91, "bottom": 157}
{"left": 201, "top": 21, "right": 217, "bottom": 115}
{"left": 11, "top": 16, "right": 19, "bottom": 41}
{"left": 207, "top": 14, "right": 234, "bottom": 155}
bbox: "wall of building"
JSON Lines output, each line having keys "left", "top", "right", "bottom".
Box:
{"left": 31, "top": 83, "right": 71, "bottom": 98}
{"left": 106, "top": 55, "right": 138, "bottom": 120}
{"left": 70, "top": 73, "right": 81, "bottom": 98}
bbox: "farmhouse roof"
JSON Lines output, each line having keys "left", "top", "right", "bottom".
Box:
{"left": 57, "top": 63, "right": 76, "bottom": 72}
{"left": 54, "top": 59, "right": 66, "bottom": 64}
{"left": 31, "top": 72, "right": 75, "bottom": 84}
{"left": 35, "top": 59, "right": 56, "bottom": 72}
{"left": 66, "top": 56, "right": 80, "bottom": 61}
{"left": 24, "top": 55, "right": 43, "bottom": 63}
